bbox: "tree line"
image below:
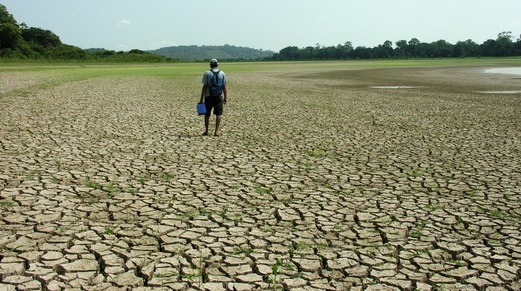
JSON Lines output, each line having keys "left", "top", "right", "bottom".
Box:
{"left": 150, "top": 45, "right": 274, "bottom": 62}
{"left": 270, "top": 32, "right": 521, "bottom": 61}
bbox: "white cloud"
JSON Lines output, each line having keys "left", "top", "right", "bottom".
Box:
{"left": 115, "top": 19, "right": 131, "bottom": 28}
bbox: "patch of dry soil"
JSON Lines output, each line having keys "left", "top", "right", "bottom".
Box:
{"left": 0, "top": 66, "right": 520, "bottom": 290}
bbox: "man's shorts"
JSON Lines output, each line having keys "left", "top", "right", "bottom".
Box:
{"left": 205, "top": 96, "right": 224, "bottom": 116}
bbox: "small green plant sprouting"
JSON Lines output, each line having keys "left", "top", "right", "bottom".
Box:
{"left": 25, "top": 170, "right": 41, "bottom": 180}
{"left": 466, "top": 188, "right": 477, "bottom": 197}
{"left": 322, "top": 182, "right": 333, "bottom": 189}
{"left": 293, "top": 241, "right": 312, "bottom": 253}
{"left": 263, "top": 226, "right": 276, "bottom": 234}
{"left": 305, "top": 149, "right": 327, "bottom": 158}
{"left": 53, "top": 158, "right": 62, "bottom": 166}
{"left": 161, "top": 173, "right": 174, "bottom": 182}
{"left": 197, "top": 207, "right": 209, "bottom": 216}
{"left": 255, "top": 184, "right": 273, "bottom": 195}
{"left": 5, "top": 245, "right": 22, "bottom": 253}
{"left": 104, "top": 227, "right": 115, "bottom": 235}
{"left": 409, "top": 220, "right": 427, "bottom": 238}
{"left": 230, "top": 213, "right": 243, "bottom": 226}
{"left": 180, "top": 256, "right": 207, "bottom": 286}
{"left": 137, "top": 177, "right": 147, "bottom": 185}
{"left": 271, "top": 258, "right": 283, "bottom": 290}
{"left": 0, "top": 200, "right": 16, "bottom": 209}
{"left": 406, "top": 169, "right": 424, "bottom": 178}
{"left": 488, "top": 209, "right": 507, "bottom": 219}
{"left": 84, "top": 179, "right": 102, "bottom": 190}
{"left": 219, "top": 207, "right": 229, "bottom": 219}
{"left": 55, "top": 225, "right": 68, "bottom": 233}
{"left": 138, "top": 258, "right": 149, "bottom": 270}
{"left": 197, "top": 256, "right": 207, "bottom": 286}
{"left": 182, "top": 209, "right": 199, "bottom": 220}
{"left": 425, "top": 204, "right": 440, "bottom": 212}
{"left": 270, "top": 258, "right": 294, "bottom": 290}
{"left": 455, "top": 216, "right": 465, "bottom": 226}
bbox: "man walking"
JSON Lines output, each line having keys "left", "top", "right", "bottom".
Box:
{"left": 200, "top": 59, "right": 227, "bottom": 136}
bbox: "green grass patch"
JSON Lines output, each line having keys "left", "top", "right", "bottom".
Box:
{"left": 160, "top": 173, "right": 174, "bottom": 182}
{"left": 2, "top": 57, "right": 520, "bottom": 80}
{"left": 83, "top": 179, "right": 102, "bottom": 190}
{"left": 305, "top": 149, "right": 327, "bottom": 158}
{"left": 254, "top": 183, "right": 273, "bottom": 195}
{"left": 409, "top": 220, "right": 427, "bottom": 238}
{"left": 0, "top": 200, "right": 16, "bottom": 209}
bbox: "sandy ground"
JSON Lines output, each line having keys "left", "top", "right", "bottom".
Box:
{"left": 0, "top": 65, "right": 520, "bottom": 290}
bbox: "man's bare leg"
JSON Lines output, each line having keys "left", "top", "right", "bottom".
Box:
{"left": 203, "top": 115, "right": 210, "bottom": 135}
{"left": 214, "top": 115, "right": 222, "bottom": 136}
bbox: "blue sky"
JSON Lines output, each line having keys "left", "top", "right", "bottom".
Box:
{"left": 2, "top": 0, "right": 520, "bottom": 52}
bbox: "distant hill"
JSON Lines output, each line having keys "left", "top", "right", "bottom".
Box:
{"left": 149, "top": 44, "right": 275, "bottom": 61}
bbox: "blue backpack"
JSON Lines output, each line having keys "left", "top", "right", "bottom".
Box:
{"left": 209, "top": 70, "right": 224, "bottom": 97}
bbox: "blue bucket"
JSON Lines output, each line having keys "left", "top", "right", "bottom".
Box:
{"left": 196, "top": 103, "right": 206, "bottom": 115}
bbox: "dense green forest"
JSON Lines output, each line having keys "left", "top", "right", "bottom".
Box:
{"left": 1, "top": 4, "right": 520, "bottom": 63}
{"left": 150, "top": 45, "right": 274, "bottom": 61}
{"left": 271, "top": 32, "right": 521, "bottom": 61}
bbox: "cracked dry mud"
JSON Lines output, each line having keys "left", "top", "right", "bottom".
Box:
{"left": 0, "top": 64, "right": 520, "bottom": 290}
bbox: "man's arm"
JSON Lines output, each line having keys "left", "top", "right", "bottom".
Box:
{"left": 223, "top": 86, "right": 227, "bottom": 104}
{"left": 200, "top": 84, "right": 208, "bottom": 103}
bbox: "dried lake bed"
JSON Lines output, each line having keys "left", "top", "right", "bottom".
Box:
{"left": 0, "top": 62, "right": 520, "bottom": 290}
